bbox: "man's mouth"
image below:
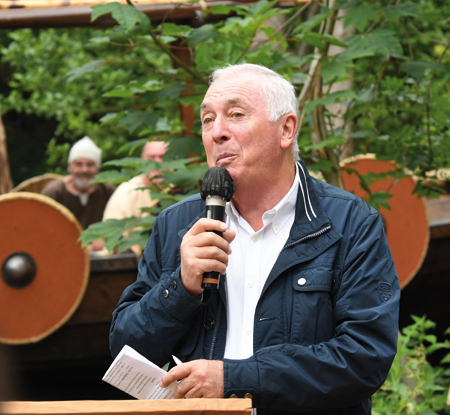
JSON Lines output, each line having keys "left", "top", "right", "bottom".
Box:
{"left": 216, "top": 153, "right": 235, "bottom": 163}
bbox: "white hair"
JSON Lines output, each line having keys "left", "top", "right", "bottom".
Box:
{"left": 209, "top": 63, "right": 300, "bottom": 160}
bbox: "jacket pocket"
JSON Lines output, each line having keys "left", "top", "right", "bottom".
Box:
{"left": 290, "top": 267, "right": 335, "bottom": 345}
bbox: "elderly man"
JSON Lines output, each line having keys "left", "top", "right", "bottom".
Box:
{"left": 41, "top": 136, "right": 115, "bottom": 249}
{"left": 110, "top": 64, "right": 400, "bottom": 415}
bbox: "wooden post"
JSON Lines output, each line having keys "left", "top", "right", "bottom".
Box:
{"left": 0, "top": 110, "right": 13, "bottom": 194}
{"left": 171, "top": 40, "right": 195, "bottom": 136}
{"left": 1, "top": 399, "right": 252, "bottom": 415}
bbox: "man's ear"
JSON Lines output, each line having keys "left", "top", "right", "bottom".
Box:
{"left": 280, "top": 114, "right": 298, "bottom": 150}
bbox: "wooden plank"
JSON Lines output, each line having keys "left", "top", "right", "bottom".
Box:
{"left": 0, "top": 0, "right": 184, "bottom": 8}
{"left": 2, "top": 399, "right": 252, "bottom": 415}
{"left": 0, "top": 1, "right": 302, "bottom": 28}
{"left": 0, "top": 0, "right": 306, "bottom": 8}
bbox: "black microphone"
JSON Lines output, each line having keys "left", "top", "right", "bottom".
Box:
{"left": 200, "top": 167, "right": 235, "bottom": 289}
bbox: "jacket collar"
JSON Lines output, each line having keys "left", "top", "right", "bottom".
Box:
{"left": 287, "top": 158, "right": 331, "bottom": 240}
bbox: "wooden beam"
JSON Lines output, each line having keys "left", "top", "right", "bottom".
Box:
{"left": 0, "top": 110, "right": 13, "bottom": 194}
{"left": 0, "top": 1, "right": 303, "bottom": 28}
{"left": 2, "top": 399, "right": 252, "bottom": 415}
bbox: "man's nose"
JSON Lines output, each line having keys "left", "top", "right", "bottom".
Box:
{"left": 211, "top": 117, "right": 230, "bottom": 143}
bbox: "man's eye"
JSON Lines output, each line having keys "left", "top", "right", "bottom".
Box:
{"left": 202, "top": 117, "right": 213, "bottom": 124}
{"left": 233, "top": 113, "right": 244, "bottom": 118}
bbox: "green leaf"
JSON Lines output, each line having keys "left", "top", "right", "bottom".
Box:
{"left": 247, "top": 0, "right": 278, "bottom": 16}
{"left": 103, "top": 156, "right": 145, "bottom": 167}
{"left": 157, "top": 83, "right": 189, "bottom": 102}
{"left": 161, "top": 22, "right": 192, "bottom": 38}
{"left": 103, "top": 86, "right": 136, "bottom": 98}
{"left": 400, "top": 61, "right": 446, "bottom": 81}
{"left": 91, "top": 169, "right": 133, "bottom": 184}
{"left": 91, "top": 3, "right": 118, "bottom": 22}
{"left": 307, "top": 159, "right": 334, "bottom": 173}
{"left": 339, "top": 29, "right": 402, "bottom": 60}
{"left": 296, "top": 33, "right": 347, "bottom": 52}
{"left": 116, "top": 229, "right": 151, "bottom": 253}
{"left": 188, "top": 24, "right": 219, "bottom": 47}
{"left": 320, "top": 58, "right": 353, "bottom": 83}
{"left": 117, "top": 111, "right": 160, "bottom": 133}
{"left": 79, "top": 217, "right": 138, "bottom": 248}
{"left": 303, "top": 90, "right": 357, "bottom": 114}
{"left": 291, "top": 72, "right": 309, "bottom": 85}
{"left": 162, "top": 164, "right": 207, "bottom": 187}
{"left": 91, "top": 3, "right": 150, "bottom": 33}
{"left": 368, "top": 191, "right": 394, "bottom": 211}
{"left": 293, "top": 8, "right": 332, "bottom": 34}
{"left": 344, "top": 4, "right": 379, "bottom": 32}
{"left": 99, "top": 112, "right": 123, "bottom": 125}
{"left": 65, "top": 59, "right": 105, "bottom": 83}
{"left": 381, "top": 2, "right": 421, "bottom": 21}
{"left": 304, "top": 135, "right": 346, "bottom": 151}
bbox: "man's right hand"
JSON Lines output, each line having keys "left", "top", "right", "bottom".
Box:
{"left": 180, "top": 218, "right": 235, "bottom": 297}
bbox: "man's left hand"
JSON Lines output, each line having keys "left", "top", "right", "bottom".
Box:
{"left": 160, "top": 359, "right": 224, "bottom": 399}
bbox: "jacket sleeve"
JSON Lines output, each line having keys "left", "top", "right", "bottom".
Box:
{"left": 109, "top": 212, "right": 206, "bottom": 367}
{"left": 223, "top": 212, "right": 400, "bottom": 412}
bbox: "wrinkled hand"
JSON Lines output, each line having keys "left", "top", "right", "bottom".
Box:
{"left": 180, "top": 218, "right": 235, "bottom": 297}
{"left": 160, "top": 359, "right": 224, "bottom": 399}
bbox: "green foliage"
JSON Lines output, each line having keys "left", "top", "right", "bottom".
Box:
{"left": 372, "top": 316, "right": 450, "bottom": 415}
{"left": 0, "top": 26, "right": 173, "bottom": 170}
{"left": 2, "top": 0, "right": 450, "bottom": 250}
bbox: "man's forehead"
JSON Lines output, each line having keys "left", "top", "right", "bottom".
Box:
{"left": 200, "top": 97, "right": 244, "bottom": 111}
{"left": 72, "top": 158, "right": 96, "bottom": 164}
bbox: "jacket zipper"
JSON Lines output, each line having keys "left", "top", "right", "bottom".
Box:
{"left": 208, "top": 225, "right": 332, "bottom": 359}
{"left": 209, "top": 301, "right": 223, "bottom": 360}
{"left": 278, "top": 224, "right": 332, "bottom": 257}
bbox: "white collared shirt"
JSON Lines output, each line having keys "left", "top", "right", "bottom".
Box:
{"left": 223, "top": 167, "right": 300, "bottom": 359}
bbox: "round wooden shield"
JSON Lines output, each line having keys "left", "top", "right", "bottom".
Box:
{"left": 341, "top": 155, "right": 429, "bottom": 289}
{"left": 0, "top": 192, "right": 90, "bottom": 344}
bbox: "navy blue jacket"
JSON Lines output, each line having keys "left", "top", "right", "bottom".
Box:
{"left": 110, "top": 160, "right": 400, "bottom": 415}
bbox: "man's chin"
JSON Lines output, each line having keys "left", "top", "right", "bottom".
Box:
{"left": 73, "top": 177, "right": 93, "bottom": 189}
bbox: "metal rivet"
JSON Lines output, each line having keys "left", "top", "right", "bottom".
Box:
{"left": 298, "top": 277, "right": 306, "bottom": 286}
{"left": 244, "top": 393, "right": 253, "bottom": 399}
{"left": 171, "top": 280, "right": 177, "bottom": 290}
{"left": 162, "top": 289, "right": 169, "bottom": 299}
{"left": 229, "top": 394, "right": 238, "bottom": 399}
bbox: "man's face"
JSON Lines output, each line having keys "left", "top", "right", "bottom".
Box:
{"left": 67, "top": 158, "right": 98, "bottom": 189}
{"left": 200, "top": 72, "right": 285, "bottom": 188}
{"left": 141, "top": 141, "right": 168, "bottom": 179}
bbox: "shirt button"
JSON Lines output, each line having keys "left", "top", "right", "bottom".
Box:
{"left": 171, "top": 280, "right": 177, "bottom": 290}
{"left": 248, "top": 282, "right": 254, "bottom": 288}
{"left": 252, "top": 236, "right": 258, "bottom": 242}
{"left": 274, "top": 224, "right": 280, "bottom": 231}
{"left": 162, "top": 289, "right": 169, "bottom": 298}
{"left": 244, "top": 393, "right": 253, "bottom": 399}
{"left": 246, "top": 329, "right": 252, "bottom": 335}
{"left": 298, "top": 278, "right": 306, "bottom": 286}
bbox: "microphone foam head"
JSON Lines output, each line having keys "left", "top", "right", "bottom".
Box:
{"left": 201, "top": 167, "right": 235, "bottom": 202}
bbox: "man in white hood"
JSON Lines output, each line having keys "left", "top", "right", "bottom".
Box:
{"left": 41, "top": 136, "right": 115, "bottom": 249}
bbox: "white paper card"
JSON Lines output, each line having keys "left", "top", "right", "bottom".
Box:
{"left": 102, "top": 345, "right": 176, "bottom": 400}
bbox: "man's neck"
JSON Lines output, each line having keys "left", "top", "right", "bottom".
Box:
{"left": 232, "top": 164, "right": 296, "bottom": 232}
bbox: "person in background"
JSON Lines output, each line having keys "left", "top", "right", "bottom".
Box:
{"left": 110, "top": 64, "right": 400, "bottom": 415}
{"left": 102, "top": 140, "right": 168, "bottom": 256}
{"left": 41, "top": 136, "right": 115, "bottom": 251}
